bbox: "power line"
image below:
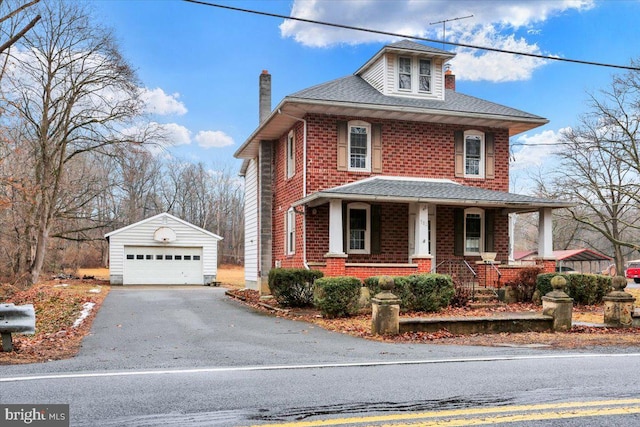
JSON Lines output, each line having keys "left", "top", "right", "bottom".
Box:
{"left": 183, "top": 0, "right": 640, "bottom": 72}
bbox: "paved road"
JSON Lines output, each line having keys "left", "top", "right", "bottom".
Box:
{"left": 3, "top": 287, "right": 640, "bottom": 426}
{"left": 2, "top": 286, "right": 577, "bottom": 377}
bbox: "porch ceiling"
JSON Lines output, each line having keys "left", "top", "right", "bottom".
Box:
{"left": 292, "top": 176, "right": 574, "bottom": 213}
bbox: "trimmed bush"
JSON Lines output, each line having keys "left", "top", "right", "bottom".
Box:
{"left": 363, "top": 273, "right": 454, "bottom": 312}
{"left": 268, "top": 268, "right": 323, "bottom": 307}
{"left": 536, "top": 273, "right": 612, "bottom": 305}
{"left": 313, "top": 276, "right": 362, "bottom": 318}
{"left": 406, "top": 274, "right": 455, "bottom": 312}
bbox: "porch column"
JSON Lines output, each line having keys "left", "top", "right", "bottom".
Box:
{"left": 327, "top": 199, "right": 345, "bottom": 255}
{"left": 538, "top": 208, "right": 554, "bottom": 259}
{"left": 415, "top": 203, "right": 430, "bottom": 257}
{"left": 411, "top": 203, "right": 432, "bottom": 273}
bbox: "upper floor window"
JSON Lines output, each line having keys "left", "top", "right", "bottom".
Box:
{"left": 464, "top": 208, "right": 484, "bottom": 256}
{"left": 464, "top": 130, "right": 484, "bottom": 178}
{"left": 286, "top": 130, "right": 295, "bottom": 179}
{"left": 419, "top": 59, "right": 431, "bottom": 92}
{"left": 398, "top": 57, "right": 412, "bottom": 90}
{"left": 347, "top": 203, "right": 370, "bottom": 254}
{"left": 348, "top": 121, "right": 371, "bottom": 172}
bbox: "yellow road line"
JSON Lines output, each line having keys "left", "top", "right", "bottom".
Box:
{"left": 377, "top": 406, "right": 640, "bottom": 426}
{"left": 251, "top": 398, "right": 640, "bottom": 427}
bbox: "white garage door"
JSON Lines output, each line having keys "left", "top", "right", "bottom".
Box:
{"left": 124, "top": 246, "right": 203, "bottom": 285}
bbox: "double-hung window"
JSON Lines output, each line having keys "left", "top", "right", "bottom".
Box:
{"left": 398, "top": 57, "right": 412, "bottom": 90}
{"left": 418, "top": 59, "right": 431, "bottom": 92}
{"left": 286, "top": 130, "right": 295, "bottom": 179}
{"left": 464, "top": 208, "right": 484, "bottom": 255}
{"left": 348, "top": 121, "right": 371, "bottom": 172}
{"left": 347, "top": 203, "right": 370, "bottom": 254}
{"left": 464, "top": 130, "right": 484, "bottom": 177}
{"left": 286, "top": 208, "right": 295, "bottom": 255}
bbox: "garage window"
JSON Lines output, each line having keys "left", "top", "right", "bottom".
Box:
{"left": 146, "top": 255, "right": 152, "bottom": 260}
{"left": 126, "top": 254, "right": 134, "bottom": 260}
{"left": 175, "top": 255, "right": 182, "bottom": 260}
{"left": 184, "top": 255, "right": 191, "bottom": 260}
{"left": 156, "top": 255, "right": 163, "bottom": 260}
{"left": 136, "top": 255, "right": 144, "bottom": 260}
{"left": 193, "top": 255, "right": 201, "bottom": 261}
{"left": 165, "top": 255, "right": 173, "bottom": 260}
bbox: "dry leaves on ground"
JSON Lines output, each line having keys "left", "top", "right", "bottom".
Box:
{"left": 226, "top": 289, "right": 640, "bottom": 349}
{"left": 0, "top": 277, "right": 109, "bottom": 364}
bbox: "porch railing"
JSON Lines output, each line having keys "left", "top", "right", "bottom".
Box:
{"left": 435, "top": 259, "right": 478, "bottom": 300}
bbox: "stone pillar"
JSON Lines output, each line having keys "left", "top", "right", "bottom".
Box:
{"left": 542, "top": 275, "right": 573, "bottom": 332}
{"left": 604, "top": 276, "right": 635, "bottom": 327}
{"left": 371, "top": 276, "right": 401, "bottom": 335}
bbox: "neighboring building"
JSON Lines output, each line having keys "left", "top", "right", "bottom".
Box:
{"left": 235, "top": 40, "right": 572, "bottom": 292}
{"left": 105, "top": 212, "right": 222, "bottom": 285}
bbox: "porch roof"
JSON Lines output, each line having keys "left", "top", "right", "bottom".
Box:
{"left": 293, "top": 177, "right": 574, "bottom": 212}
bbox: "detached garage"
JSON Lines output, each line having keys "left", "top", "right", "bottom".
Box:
{"left": 105, "top": 213, "right": 222, "bottom": 285}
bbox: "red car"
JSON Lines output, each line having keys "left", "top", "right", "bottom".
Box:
{"left": 625, "top": 261, "right": 640, "bottom": 283}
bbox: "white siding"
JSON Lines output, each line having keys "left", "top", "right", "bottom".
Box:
{"left": 384, "top": 53, "right": 445, "bottom": 101}
{"left": 361, "top": 56, "right": 386, "bottom": 94}
{"left": 244, "top": 158, "right": 259, "bottom": 289}
{"left": 107, "top": 213, "right": 221, "bottom": 285}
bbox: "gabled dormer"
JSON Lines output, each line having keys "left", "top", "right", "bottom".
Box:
{"left": 355, "top": 39, "right": 456, "bottom": 101}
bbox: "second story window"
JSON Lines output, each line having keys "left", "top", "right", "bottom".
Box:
{"left": 398, "top": 57, "right": 412, "bottom": 90}
{"left": 286, "top": 130, "right": 295, "bottom": 179}
{"left": 464, "top": 131, "right": 484, "bottom": 177}
{"left": 348, "top": 121, "right": 371, "bottom": 172}
{"left": 419, "top": 59, "right": 431, "bottom": 92}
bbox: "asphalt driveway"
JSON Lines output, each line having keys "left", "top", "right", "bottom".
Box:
{"left": 1, "top": 287, "right": 544, "bottom": 377}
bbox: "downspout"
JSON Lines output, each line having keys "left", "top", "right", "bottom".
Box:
{"left": 278, "top": 109, "right": 309, "bottom": 269}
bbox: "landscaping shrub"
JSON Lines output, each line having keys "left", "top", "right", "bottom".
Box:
{"left": 363, "top": 273, "right": 454, "bottom": 312}
{"left": 407, "top": 274, "right": 455, "bottom": 312}
{"left": 313, "top": 276, "right": 362, "bottom": 318}
{"left": 504, "top": 267, "right": 543, "bottom": 303}
{"left": 268, "top": 268, "right": 323, "bottom": 307}
{"left": 536, "top": 273, "right": 612, "bottom": 305}
{"left": 450, "top": 282, "right": 472, "bottom": 307}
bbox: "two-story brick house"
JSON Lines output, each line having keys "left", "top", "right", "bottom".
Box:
{"left": 235, "top": 40, "right": 571, "bottom": 292}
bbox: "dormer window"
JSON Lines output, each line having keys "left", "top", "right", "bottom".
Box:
{"left": 419, "top": 59, "right": 431, "bottom": 92}
{"left": 398, "top": 57, "right": 412, "bottom": 90}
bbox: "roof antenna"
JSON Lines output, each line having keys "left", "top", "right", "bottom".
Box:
{"left": 429, "top": 15, "right": 474, "bottom": 50}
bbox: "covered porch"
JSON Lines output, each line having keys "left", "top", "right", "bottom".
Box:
{"left": 295, "top": 177, "right": 573, "bottom": 283}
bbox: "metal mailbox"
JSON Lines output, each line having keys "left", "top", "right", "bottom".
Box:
{"left": 0, "top": 303, "right": 36, "bottom": 352}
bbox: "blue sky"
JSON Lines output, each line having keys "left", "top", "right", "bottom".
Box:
{"left": 91, "top": 0, "right": 640, "bottom": 192}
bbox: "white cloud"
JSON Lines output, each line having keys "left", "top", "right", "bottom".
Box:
{"left": 195, "top": 130, "right": 234, "bottom": 149}
{"left": 280, "top": 0, "right": 595, "bottom": 81}
{"left": 159, "top": 123, "right": 191, "bottom": 146}
{"left": 510, "top": 128, "right": 569, "bottom": 171}
{"left": 139, "top": 87, "right": 188, "bottom": 116}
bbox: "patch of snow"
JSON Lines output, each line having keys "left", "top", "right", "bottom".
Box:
{"left": 73, "top": 302, "right": 96, "bottom": 328}
{"left": 89, "top": 288, "right": 101, "bottom": 294}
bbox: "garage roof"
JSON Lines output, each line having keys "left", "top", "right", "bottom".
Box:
{"left": 105, "top": 212, "right": 223, "bottom": 240}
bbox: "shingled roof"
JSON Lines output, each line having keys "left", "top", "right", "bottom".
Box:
{"left": 288, "top": 75, "right": 544, "bottom": 121}
{"left": 293, "top": 177, "right": 573, "bottom": 211}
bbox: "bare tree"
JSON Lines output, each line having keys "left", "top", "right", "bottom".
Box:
{"left": 0, "top": 0, "right": 143, "bottom": 284}
{"left": 543, "top": 64, "right": 640, "bottom": 273}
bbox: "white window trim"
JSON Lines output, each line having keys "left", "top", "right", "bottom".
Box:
{"left": 347, "top": 120, "right": 371, "bottom": 172}
{"left": 397, "top": 56, "right": 412, "bottom": 92}
{"left": 347, "top": 202, "right": 371, "bottom": 254}
{"left": 464, "top": 130, "right": 485, "bottom": 178}
{"left": 418, "top": 58, "right": 432, "bottom": 94}
{"left": 286, "top": 208, "right": 295, "bottom": 255}
{"left": 286, "top": 130, "right": 295, "bottom": 179}
{"left": 464, "top": 207, "right": 484, "bottom": 256}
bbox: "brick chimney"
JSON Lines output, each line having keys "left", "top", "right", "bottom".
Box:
{"left": 445, "top": 67, "right": 455, "bottom": 91}
{"left": 259, "top": 70, "right": 271, "bottom": 124}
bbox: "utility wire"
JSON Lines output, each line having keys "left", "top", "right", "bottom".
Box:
{"left": 183, "top": 0, "right": 640, "bottom": 72}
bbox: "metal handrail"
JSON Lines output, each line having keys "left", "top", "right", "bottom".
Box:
{"left": 463, "top": 260, "right": 478, "bottom": 278}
